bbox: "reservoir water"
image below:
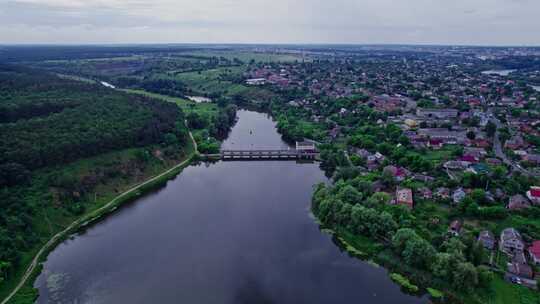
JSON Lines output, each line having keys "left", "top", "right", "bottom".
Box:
{"left": 34, "top": 110, "right": 425, "bottom": 304}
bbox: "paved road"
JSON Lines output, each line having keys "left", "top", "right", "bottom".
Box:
{"left": 504, "top": 273, "right": 538, "bottom": 290}
{"left": 490, "top": 116, "right": 538, "bottom": 177}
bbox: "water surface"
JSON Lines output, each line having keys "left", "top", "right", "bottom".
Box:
{"left": 35, "top": 110, "right": 425, "bottom": 304}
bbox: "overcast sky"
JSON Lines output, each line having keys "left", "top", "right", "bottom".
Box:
{"left": 0, "top": 0, "right": 539, "bottom": 45}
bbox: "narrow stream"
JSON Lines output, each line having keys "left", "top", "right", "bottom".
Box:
{"left": 34, "top": 110, "right": 426, "bottom": 304}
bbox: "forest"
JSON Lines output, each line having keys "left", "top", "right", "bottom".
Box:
{"left": 0, "top": 65, "right": 185, "bottom": 170}
{"left": 0, "top": 65, "right": 188, "bottom": 288}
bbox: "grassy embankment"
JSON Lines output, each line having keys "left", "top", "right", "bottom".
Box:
{"left": 0, "top": 87, "right": 207, "bottom": 303}
{"left": 320, "top": 221, "right": 540, "bottom": 304}
{"left": 1, "top": 137, "right": 196, "bottom": 304}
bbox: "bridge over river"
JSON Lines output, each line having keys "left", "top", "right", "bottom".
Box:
{"left": 203, "top": 149, "right": 318, "bottom": 160}
{"left": 202, "top": 140, "right": 319, "bottom": 161}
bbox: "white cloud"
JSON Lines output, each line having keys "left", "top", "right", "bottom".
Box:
{"left": 1, "top": 0, "right": 539, "bottom": 45}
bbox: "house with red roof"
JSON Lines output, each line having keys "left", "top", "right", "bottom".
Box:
{"left": 428, "top": 139, "right": 444, "bottom": 149}
{"left": 461, "top": 154, "right": 479, "bottom": 163}
{"left": 529, "top": 241, "right": 540, "bottom": 265}
{"left": 474, "top": 139, "right": 491, "bottom": 148}
{"left": 395, "top": 188, "right": 414, "bottom": 209}
{"left": 505, "top": 135, "right": 527, "bottom": 150}
{"left": 526, "top": 186, "right": 540, "bottom": 205}
{"left": 467, "top": 98, "right": 482, "bottom": 107}
{"left": 383, "top": 165, "right": 410, "bottom": 182}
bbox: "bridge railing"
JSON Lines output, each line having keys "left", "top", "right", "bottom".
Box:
{"left": 219, "top": 149, "right": 318, "bottom": 159}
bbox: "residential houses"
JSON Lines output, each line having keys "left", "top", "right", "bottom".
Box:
{"left": 396, "top": 188, "right": 414, "bottom": 209}
{"left": 435, "top": 187, "right": 451, "bottom": 200}
{"left": 507, "top": 194, "right": 531, "bottom": 210}
{"left": 508, "top": 262, "right": 534, "bottom": 279}
{"left": 448, "top": 220, "right": 462, "bottom": 237}
{"left": 478, "top": 230, "right": 496, "bottom": 250}
{"left": 526, "top": 186, "right": 540, "bottom": 205}
{"left": 452, "top": 188, "right": 467, "bottom": 204}
{"left": 417, "top": 128, "right": 467, "bottom": 145}
{"left": 383, "top": 165, "right": 410, "bottom": 182}
{"left": 529, "top": 241, "right": 540, "bottom": 265}
{"left": 417, "top": 187, "right": 433, "bottom": 199}
{"left": 243, "top": 48, "right": 540, "bottom": 290}
{"left": 500, "top": 228, "right": 525, "bottom": 255}
{"left": 416, "top": 108, "right": 459, "bottom": 119}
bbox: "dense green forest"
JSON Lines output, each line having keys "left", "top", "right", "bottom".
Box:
{"left": 0, "top": 65, "right": 189, "bottom": 290}
{"left": 0, "top": 65, "right": 186, "bottom": 170}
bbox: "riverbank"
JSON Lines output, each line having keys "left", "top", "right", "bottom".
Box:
{"left": 1, "top": 131, "right": 198, "bottom": 304}
{"left": 318, "top": 224, "right": 440, "bottom": 299}
{"left": 31, "top": 109, "right": 424, "bottom": 304}
{"left": 312, "top": 203, "right": 540, "bottom": 304}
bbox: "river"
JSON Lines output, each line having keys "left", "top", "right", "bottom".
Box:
{"left": 34, "top": 110, "right": 425, "bottom": 304}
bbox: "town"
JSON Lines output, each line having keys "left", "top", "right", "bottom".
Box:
{"left": 242, "top": 45, "right": 540, "bottom": 299}
{"left": 2, "top": 0, "right": 540, "bottom": 302}
{"left": 1, "top": 44, "right": 540, "bottom": 304}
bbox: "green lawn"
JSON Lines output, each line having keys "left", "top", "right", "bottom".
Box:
{"left": 168, "top": 66, "right": 247, "bottom": 96}
{"left": 335, "top": 227, "right": 384, "bottom": 258}
{"left": 488, "top": 276, "right": 539, "bottom": 304}
{"left": 121, "top": 89, "right": 218, "bottom": 116}
{"left": 495, "top": 215, "right": 540, "bottom": 240}
{"left": 494, "top": 251, "right": 510, "bottom": 270}
{"left": 420, "top": 146, "right": 457, "bottom": 166}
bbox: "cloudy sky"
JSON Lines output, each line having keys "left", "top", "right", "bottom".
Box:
{"left": 0, "top": 0, "right": 539, "bottom": 45}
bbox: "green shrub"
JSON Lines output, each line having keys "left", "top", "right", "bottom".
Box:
{"left": 390, "top": 273, "right": 419, "bottom": 293}
{"left": 427, "top": 287, "right": 444, "bottom": 299}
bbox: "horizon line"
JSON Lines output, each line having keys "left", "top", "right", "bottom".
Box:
{"left": 1, "top": 42, "right": 540, "bottom": 48}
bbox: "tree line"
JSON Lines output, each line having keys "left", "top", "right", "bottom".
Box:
{"left": 312, "top": 179, "right": 493, "bottom": 296}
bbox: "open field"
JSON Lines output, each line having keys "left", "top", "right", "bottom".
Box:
{"left": 183, "top": 51, "right": 304, "bottom": 63}
{"left": 149, "top": 66, "right": 278, "bottom": 103}
{"left": 121, "top": 89, "right": 219, "bottom": 116}
{"left": 42, "top": 55, "right": 146, "bottom": 64}
{"left": 488, "top": 276, "right": 539, "bottom": 304}
{"left": 168, "top": 66, "right": 247, "bottom": 96}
